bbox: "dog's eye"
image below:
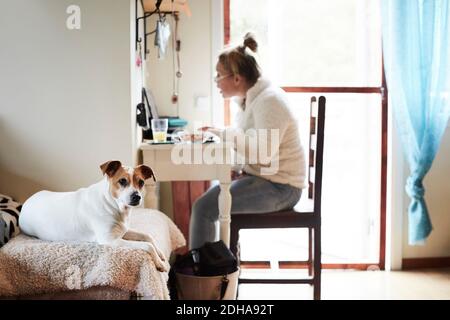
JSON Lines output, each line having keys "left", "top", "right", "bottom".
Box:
{"left": 138, "top": 179, "right": 145, "bottom": 188}
{"left": 118, "top": 178, "right": 128, "bottom": 187}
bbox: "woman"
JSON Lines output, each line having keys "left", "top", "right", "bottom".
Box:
{"left": 189, "top": 33, "right": 306, "bottom": 250}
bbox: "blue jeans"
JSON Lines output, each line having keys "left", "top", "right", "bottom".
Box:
{"left": 189, "top": 174, "right": 302, "bottom": 250}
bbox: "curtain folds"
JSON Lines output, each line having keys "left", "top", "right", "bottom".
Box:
{"left": 381, "top": 0, "right": 450, "bottom": 244}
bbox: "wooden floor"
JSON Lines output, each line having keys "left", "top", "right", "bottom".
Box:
{"left": 237, "top": 268, "right": 450, "bottom": 300}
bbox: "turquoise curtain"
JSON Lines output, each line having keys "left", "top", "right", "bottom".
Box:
{"left": 381, "top": 0, "right": 450, "bottom": 244}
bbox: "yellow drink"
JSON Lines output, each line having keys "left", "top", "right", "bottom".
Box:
{"left": 153, "top": 131, "right": 167, "bottom": 143}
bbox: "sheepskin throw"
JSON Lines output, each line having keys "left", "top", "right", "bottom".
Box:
{"left": 0, "top": 208, "right": 185, "bottom": 299}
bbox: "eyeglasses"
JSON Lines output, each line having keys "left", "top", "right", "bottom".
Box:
{"left": 214, "top": 74, "right": 232, "bottom": 83}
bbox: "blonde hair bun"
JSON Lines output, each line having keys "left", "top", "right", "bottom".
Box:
{"left": 243, "top": 32, "right": 258, "bottom": 53}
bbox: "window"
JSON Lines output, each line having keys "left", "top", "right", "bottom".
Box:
{"left": 225, "top": 0, "right": 387, "bottom": 268}
{"left": 229, "top": 0, "right": 382, "bottom": 87}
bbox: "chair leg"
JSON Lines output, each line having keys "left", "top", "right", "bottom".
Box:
{"left": 313, "top": 226, "right": 321, "bottom": 300}
{"left": 236, "top": 268, "right": 240, "bottom": 299}
{"left": 236, "top": 240, "right": 243, "bottom": 286}
{"left": 230, "top": 226, "right": 239, "bottom": 258}
{"left": 308, "top": 228, "right": 313, "bottom": 277}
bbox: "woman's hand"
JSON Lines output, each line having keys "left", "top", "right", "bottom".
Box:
{"left": 198, "top": 126, "right": 223, "bottom": 138}
{"left": 199, "top": 126, "right": 217, "bottom": 132}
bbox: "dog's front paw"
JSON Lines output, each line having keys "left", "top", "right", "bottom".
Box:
{"left": 154, "top": 256, "right": 170, "bottom": 272}
{"left": 143, "top": 235, "right": 167, "bottom": 263}
{"left": 155, "top": 246, "right": 167, "bottom": 263}
{"left": 144, "top": 243, "right": 169, "bottom": 272}
{"left": 156, "top": 259, "right": 170, "bottom": 273}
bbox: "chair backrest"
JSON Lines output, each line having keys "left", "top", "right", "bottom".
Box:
{"left": 307, "top": 96, "right": 326, "bottom": 214}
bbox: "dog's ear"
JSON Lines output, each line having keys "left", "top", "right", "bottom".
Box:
{"left": 135, "top": 165, "right": 156, "bottom": 182}
{"left": 100, "top": 160, "right": 122, "bottom": 178}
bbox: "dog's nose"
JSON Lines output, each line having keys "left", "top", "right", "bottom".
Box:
{"left": 131, "top": 192, "right": 141, "bottom": 203}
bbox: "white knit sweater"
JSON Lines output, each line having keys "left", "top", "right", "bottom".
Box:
{"left": 216, "top": 78, "right": 306, "bottom": 189}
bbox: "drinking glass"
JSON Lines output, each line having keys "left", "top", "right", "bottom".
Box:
{"left": 151, "top": 119, "right": 168, "bottom": 143}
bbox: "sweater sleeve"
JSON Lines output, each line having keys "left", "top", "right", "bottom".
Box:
{"left": 222, "top": 95, "right": 290, "bottom": 166}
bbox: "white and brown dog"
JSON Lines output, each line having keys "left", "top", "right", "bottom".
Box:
{"left": 19, "top": 160, "right": 168, "bottom": 272}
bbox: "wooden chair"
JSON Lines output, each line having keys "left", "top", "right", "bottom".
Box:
{"left": 230, "top": 96, "right": 326, "bottom": 300}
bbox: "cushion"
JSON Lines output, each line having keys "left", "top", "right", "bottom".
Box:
{"left": 0, "top": 194, "right": 21, "bottom": 248}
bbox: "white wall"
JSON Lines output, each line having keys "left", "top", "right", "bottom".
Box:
{"left": 0, "top": 0, "right": 136, "bottom": 201}
{"left": 145, "top": 0, "right": 213, "bottom": 131}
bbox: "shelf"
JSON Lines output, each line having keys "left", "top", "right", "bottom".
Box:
{"left": 142, "top": 0, "right": 191, "bottom": 16}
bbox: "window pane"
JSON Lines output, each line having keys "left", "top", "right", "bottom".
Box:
{"left": 314, "top": 93, "right": 381, "bottom": 263}
{"left": 238, "top": 93, "right": 382, "bottom": 263}
{"left": 230, "top": 0, "right": 382, "bottom": 87}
